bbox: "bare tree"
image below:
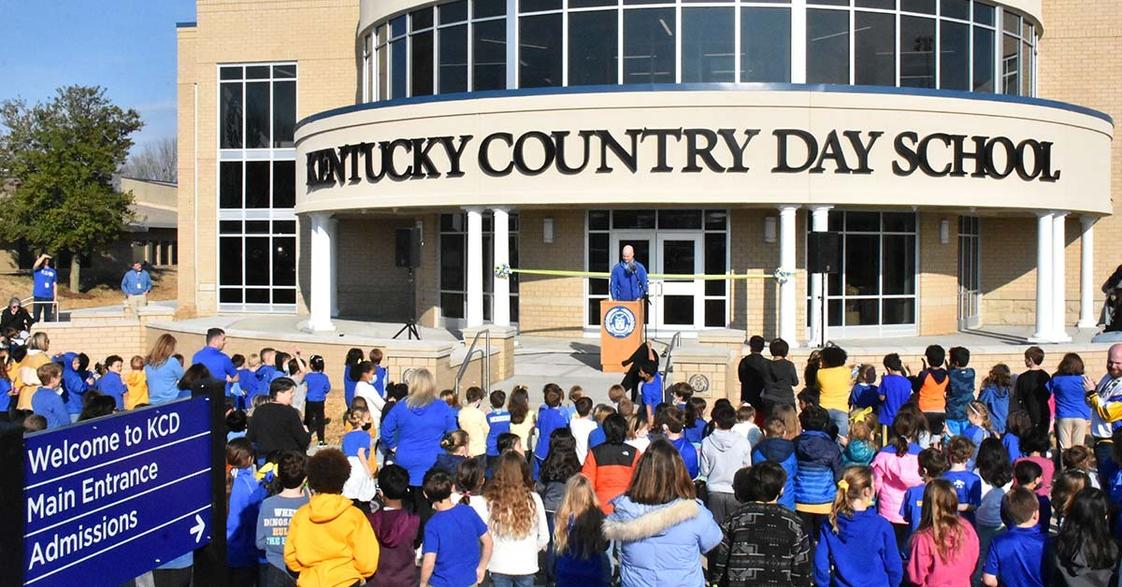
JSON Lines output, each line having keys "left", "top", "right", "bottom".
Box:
{"left": 121, "top": 136, "right": 177, "bottom": 183}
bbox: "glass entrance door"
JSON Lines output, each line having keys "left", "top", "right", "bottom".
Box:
{"left": 611, "top": 232, "right": 705, "bottom": 335}
{"left": 958, "top": 216, "right": 981, "bottom": 330}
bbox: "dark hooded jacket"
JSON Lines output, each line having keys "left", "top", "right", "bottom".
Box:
{"left": 366, "top": 507, "right": 420, "bottom": 587}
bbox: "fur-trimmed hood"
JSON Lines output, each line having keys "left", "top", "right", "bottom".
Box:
{"left": 603, "top": 498, "right": 700, "bottom": 542}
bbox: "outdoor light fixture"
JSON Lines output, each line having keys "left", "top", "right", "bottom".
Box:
{"left": 764, "top": 216, "right": 777, "bottom": 243}
{"left": 543, "top": 217, "right": 554, "bottom": 243}
{"left": 940, "top": 219, "right": 950, "bottom": 245}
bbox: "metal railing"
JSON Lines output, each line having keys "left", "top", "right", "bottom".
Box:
{"left": 660, "top": 331, "right": 682, "bottom": 388}
{"left": 21, "top": 297, "right": 60, "bottom": 323}
{"left": 454, "top": 328, "right": 491, "bottom": 396}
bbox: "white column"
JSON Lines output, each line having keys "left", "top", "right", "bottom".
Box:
{"left": 492, "top": 208, "right": 511, "bottom": 327}
{"left": 326, "top": 217, "right": 338, "bottom": 317}
{"left": 778, "top": 205, "right": 799, "bottom": 346}
{"left": 1031, "top": 212, "right": 1054, "bottom": 342}
{"left": 307, "top": 212, "right": 335, "bottom": 332}
{"left": 466, "top": 208, "right": 484, "bottom": 327}
{"left": 1052, "top": 213, "right": 1071, "bottom": 341}
{"left": 809, "top": 206, "right": 832, "bottom": 347}
{"left": 1078, "top": 216, "right": 1097, "bottom": 328}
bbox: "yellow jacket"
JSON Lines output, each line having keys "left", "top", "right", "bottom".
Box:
{"left": 284, "top": 493, "right": 379, "bottom": 587}
{"left": 124, "top": 370, "right": 148, "bottom": 409}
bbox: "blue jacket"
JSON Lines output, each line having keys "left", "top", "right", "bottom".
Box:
{"left": 849, "top": 383, "right": 879, "bottom": 410}
{"left": 753, "top": 437, "right": 798, "bottom": 510}
{"left": 610, "top": 261, "right": 648, "bottom": 302}
{"left": 145, "top": 359, "right": 184, "bottom": 406}
{"left": 1003, "top": 433, "right": 1023, "bottom": 463}
{"left": 813, "top": 508, "right": 903, "bottom": 587}
{"left": 671, "top": 436, "right": 699, "bottom": 479}
{"left": 841, "top": 439, "right": 877, "bottom": 468}
{"left": 979, "top": 384, "right": 1011, "bottom": 434}
{"left": 32, "top": 387, "right": 69, "bottom": 429}
{"left": 256, "top": 365, "right": 281, "bottom": 387}
{"left": 303, "top": 372, "right": 331, "bottom": 402}
{"left": 485, "top": 409, "right": 511, "bottom": 456}
{"left": 1048, "top": 374, "right": 1092, "bottom": 420}
{"left": 226, "top": 467, "right": 267, "bottom": 568}
{"left": 373, "top": 365, "right": 387, "bottom": 397}
{"left": 946, "top": 367, "right": 976, "bottom": 420}
{"left": 535, "top": 404, "right": 571, "bottom": 461}
{"left": 57, "top": 352, "right": 89, "bottom": 415}
{"left": 794, "top": 430, "right": 842, "bottom": 506}
{"left": 120, "top": 269, "right": 153, "bottom": 295}
{"left": 604, "top": 497, "right": 722, "bottom": 587}
{"left": 95, "top": 371, "right": 127, "bottom": 410}
{"left": 380, "top": 400, "right": 458, "bottom": 485}
{"left": 0, "top": 379, "right": 11, "bottom": 413}
{"left": 236, "top": 368, "right": 259, "bottom": 401}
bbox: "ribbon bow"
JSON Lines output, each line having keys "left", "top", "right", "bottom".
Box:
{"left": 256, "top": 462, "right": 277, "bottom": 483}
{"left": 850, "top": 407, "right": 873, "bottom": 424}
{"left": 837, "top": 479, "right": 849, "bottom": 491}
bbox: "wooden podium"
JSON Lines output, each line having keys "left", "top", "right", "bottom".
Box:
{"left": 600, "top": 299, "right": 645, "bottom": 373}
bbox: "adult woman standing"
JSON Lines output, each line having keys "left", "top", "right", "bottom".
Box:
{"left": 145, "top": 334, "right": 185, "bottom": 405}
{"left": 603, "top": 438, "right": 722, "bottom": 587}
{"left": 246, "top": 378, "right": 312, "bottom": 459}
{"left": 380, "top": 368, "right": 458, "bottom": 502}
{"left": 15, "top": 332, "right": 51, "bottom": 410}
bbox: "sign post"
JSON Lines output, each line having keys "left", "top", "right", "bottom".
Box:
{"left": 1, "top": 395, "right": 220, "bottom": 587}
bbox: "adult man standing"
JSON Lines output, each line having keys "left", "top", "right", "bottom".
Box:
{"left": 31, "top": 254, "right": 57, "bottom": 323}
{"left": 121, "top": 261, "right": 153, "bottom": 314}
{"left": 738, "top": 335, "right": 769, "bottom": 414}
{"left": 192, "top": 328, "right": 238, "bottom": 386}
{"left": 610, "top": 245, "right": 648, "bottom": 302}
{"left": 1084, "top": 343, "right": 1122, "bottom": 486}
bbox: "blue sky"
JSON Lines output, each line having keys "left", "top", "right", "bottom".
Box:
{"left": 0, "top": 0, "right": 197, "bottom": 153}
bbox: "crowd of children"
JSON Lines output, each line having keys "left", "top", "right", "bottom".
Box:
{"left": 10, "top": 327, "right": 1122, "bottom": 587}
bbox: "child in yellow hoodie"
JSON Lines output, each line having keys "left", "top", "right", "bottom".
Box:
{"left": 124, "top": 355, "right": 148, "bottom": 409}
{"left": 285, "top": 448, "right": 379, "bottom": 587}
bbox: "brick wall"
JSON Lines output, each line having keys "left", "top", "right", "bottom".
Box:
{"left": 334, "top": 217, "right": 416, "bottom": 320}
{"left": 177, "top": 0, "right": 360, "bottom": 317}
{"left": 919, "top": 212, "right": 959, "bottom": 335}
{"left": 517, "top": 209, "right": 587, "bottom": 336}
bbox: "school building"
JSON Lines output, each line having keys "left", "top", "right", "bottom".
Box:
{"left": 174, "top": 0, "right": 1118, "bottom": 358}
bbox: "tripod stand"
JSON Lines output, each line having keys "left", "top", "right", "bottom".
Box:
{"left": 393, "top": 267, "right": 421, "bottom": 340}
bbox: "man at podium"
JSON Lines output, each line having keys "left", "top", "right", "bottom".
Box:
{"left": 610, "top": 245, "right": 648, "bottom": 301}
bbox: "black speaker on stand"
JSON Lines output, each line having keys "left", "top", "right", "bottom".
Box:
{"left": 807, "top": 232, "right": 841, "bottom": 348}
{"left": 394, "top": 227, "right": 422, "bottom": 340}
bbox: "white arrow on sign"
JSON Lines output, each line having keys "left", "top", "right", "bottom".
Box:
{"left": 190, "top": 514, "right": 205, "bottom": 543}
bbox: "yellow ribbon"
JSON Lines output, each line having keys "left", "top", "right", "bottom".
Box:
{"left": 851, "top": 407, "right": 874, "bottom": 424}
{"left": 255, "top": 462, "right": 277, "bottom": 482}
{"left": 838, "top": 479, "right": 849, "bottom": 491}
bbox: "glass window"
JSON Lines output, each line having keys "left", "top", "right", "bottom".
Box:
{"left": 411, "top": 7, "right": 434, "bottom": 30}
{"left": 475, "top": 0, "right": 506, "bottom": 18}
{"left": 391, "top": 38, "right": 408, "bottom": 98}
{"left": 1002, "top": 32, "right": 1019, "bottom": 95}
{"left": 901, "top": 0, "right": 935, "bottom": 13}
{"left": 519, "top": 14, "right": 564, "bottom": 88}
{"left": 973, "top": 26, "right": 994, "bottom": 92}
{"left": 245, "top": 82, "right": 270, "bottom": 148}
{"left": 220, "top": 67, "right": 242, "bottom": 80}
{"left": 440, "top": 0, "right": 468, "bottom": 23}
{"left": 272, "top": 161, "right": 295, "bottom": 208}
{"left": 854, "top": 11, "right": 895, "bottom": 86}
{"left": 246, "top": 65, "right": 270, "bottom": 79}
{"left": 245, "top": 161, "right": 270, "bottom": 208}
{"left": 900, "top": 16, "right": 935, "bottom": 88}
{"left": 569, "top": 10, "right": 618, "bottom": 85}
{"left": 883, "top": 235, "right": 916, "bottom": 294}
{"left": 1021, "top": 27, "right": 1033, "bottom": 96}
{"left": 856, "top": 0, "right": 893, "bottom": 8}
{"left": 412, "top": 30, "right": 435, "bottom": 96}
{"left": 658, "top": 209, "right": 703, "bottom": 229}
{"left": 377, "top": 26, "right": 389, "bottom": 100}
{"left": 220, "top": 82, "right": 242, "bottom": 149}
{"left": 974, "top": 2, "right": 995, "bottom": 26}
{"left": 741, "top": 7, "right": 791, "bottom": 82}
{"left": 520, "top": 0, "right": 561, "bottom": 12}
{"left": 391, "top": 15, "right": 407, "bottom": 37}
{"left": 245, "top": 238, "right": 270, "bottom": 286}
{"left": 940, "top": 20, "right": 969, "bottom": 90}
{"left": 623, "top": 9, "right": 676, "bottom": 84}
{"left": 704, "top": 233, "right": 725, "bottom": 296}
{"left": 682, "top": 8, "right": 734, "bottom": 83}
{"left": 806, "top": 9, "right": 849, "bottom": 84}
{"left": 941, "top": 0, "right": 969, "bottom": 20}
{"left": 572, "top": 0, "right": 616, "bottom": 7}
{"left": 273, "top": 236, "right": 296, "bottom": 286}
{"left": 273, "top": 80, "right": 295, "bottom": 147}
{"left": 219, "top": 238, "right": 242, "bottom": 285}
{"left": 1003, "top": 11, "right": 1020, "bottom": 34}
{"left": 220, "top": 162, "right": 242, "bottom": 208}
{"left": 473, "top": 19, "right": 507, "bottom": 90}
{"left": 439, "top": 25, "right": 469, "bottom": 93}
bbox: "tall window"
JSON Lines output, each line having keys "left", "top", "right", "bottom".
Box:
{"left": 217, "top": 63, "right": 298, "bottom": 311}
{"left": 439, "top": 212, "right": 520, "bottom": 323}
{"left": 809, "top": 211, "right": 918, "bottom": 335}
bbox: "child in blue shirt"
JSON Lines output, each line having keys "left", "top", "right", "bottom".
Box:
{"left": 1013, "top": 460, "right": 1051, "bottom": 535}
{"left": 943, "top": 436, "right": 982, "bottom": 523}
{"left": 684, "top": 397, "right": 708, "bottom": 446}
{"left": 226, "top": 438, "right": 267, "bottom": 576}
{"left": 256, "top": 347, "right": 281, "bottom": 388}
{"left": 813, "top": 466, "right": 903, "bottom": 587}
{"left": 978, "top": 363, "right": 1012, "bottom": 435}
{"left": 343, "top": 347, "right": 363, "bottom": 408}
{"left": 901, "top": 448, "right": 949, "bottom": 534}
{"left": 31, "top": 363, "right": 68, "bottom": 429}
{"left": 637, "top": 364, "right": 663, "bottom": 421}
{"left": 303, "top": 355, "right": 331, "bottom": 446}
{"left": 420, "top": 468, "right": 492, "bottom": 587}
{"left": 1003, "top": 410, "right": 1031, "bottom": 463}
{"left": 370, "top": 348, "right": 388, "bottom": 398}
{"left": 95, "top": 355, "right": 127, "bottom": 410}
{"left": 534, "top": 384, "right": 571, "bottom": 479}
{"left": 231, "top": 354, "right": 256, "bottom": 410}
{"left": 982, "top": 486, "right": 1048, "bottom": 587}
{"left": 485, "top": 390, "right": 511, "bottom": 468}
{"left": 57, "top": 352, "right": 90, "bottom": 421}
{"left": 878, "top": 354, "right": 913, "bottom": 442}
{"left": 944, "top": 346, "right": 976, "bottom": 437}
{"left": 849, "top": 364, "right": 880, "bottom": 410}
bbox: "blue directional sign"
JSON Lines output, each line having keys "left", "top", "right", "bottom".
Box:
{"left": 21, "top": 396, "right": 214, "bottom": 586}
